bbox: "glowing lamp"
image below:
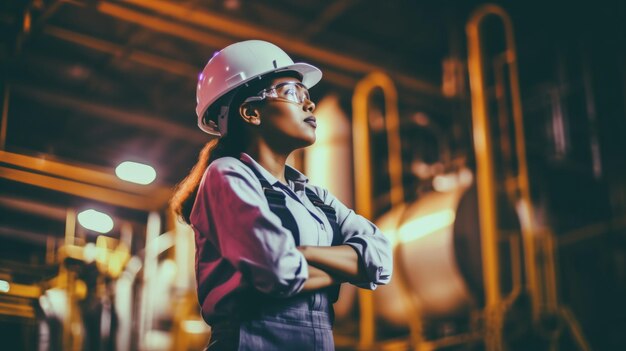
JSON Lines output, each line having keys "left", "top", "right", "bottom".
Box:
{"left": 0, "top": 280, "right": 9, "bottom": 293}
{"left": 77, "top": 209, "right": 114, "bottom": 233}
{"left": 115, "top": 161, "right": 156, "bottom": 185}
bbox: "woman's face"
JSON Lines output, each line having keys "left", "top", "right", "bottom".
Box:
{"left": 246, "top": 76, "right": 317, "bottom": 150}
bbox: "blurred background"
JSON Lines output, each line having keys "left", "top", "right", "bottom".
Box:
{"left": 1, "top": 0, "right": 625, "bottom": 350}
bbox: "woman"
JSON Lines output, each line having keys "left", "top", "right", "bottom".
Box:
{"left": 171, "top": 40, "right": 392, "bottom": 351}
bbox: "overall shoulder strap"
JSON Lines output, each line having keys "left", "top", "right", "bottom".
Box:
{"left": 304, "top": 188, "right": 342, "bottom": 246}
{"left": 304, "top": 187, "right": 343, "bottom": 303}
{"left": 240, "top": 160, "right": 300, "bottom": 246}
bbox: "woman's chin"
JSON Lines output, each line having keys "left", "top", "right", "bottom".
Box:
{"left": 294, "top": 129, "right": 316, "bottom": 147}
{"left": 295, "top": 139, "right": 315, "bottom": 152}
{"left": 303, "top": 133, "right": 316, "bottom": 146}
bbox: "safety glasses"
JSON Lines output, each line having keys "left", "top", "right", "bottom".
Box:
{"left": 244, "top": 82, "right": 311, "bottom": 105}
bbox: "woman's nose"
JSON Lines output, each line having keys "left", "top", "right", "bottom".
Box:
{"left": 303, "top": 99, "right": 316, "bottom": 113}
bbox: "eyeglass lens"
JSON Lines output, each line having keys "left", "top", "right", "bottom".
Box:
{"left": 276, "top": 83, "right": 309, "bottom": 103}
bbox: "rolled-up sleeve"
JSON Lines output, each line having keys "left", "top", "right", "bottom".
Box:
{"left": 317, "top": 188, "right": 393, "bottom": 290}
{"left": 201, "top": 160, "right": 308, "bottom": 297}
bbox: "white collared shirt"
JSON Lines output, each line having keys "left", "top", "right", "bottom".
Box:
{"left": 190, "top": 153, "right": 392, "bottom": 321}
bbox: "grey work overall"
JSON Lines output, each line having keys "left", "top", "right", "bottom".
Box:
{"left": 204, "top": 161, "right": 340, "bottom": 350}
{"left": 206, "top": 291, "right": 334, "bottom": 350}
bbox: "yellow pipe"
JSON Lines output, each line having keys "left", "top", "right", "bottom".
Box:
{"left": 468, "top": 3, "right": 546, "bottom": 347}
{"left": 543, "top": 233, "right": 558, "bottom": 312}
{"left": 502, "top": 6, "right": 541, "bottom": 321}
{"left": 1, "top": 84, "right": 9, "bottom": 150}
{"left": 352, "top": 72, "right": 412, "bottom": 349}
{"left": 65, "top": 208, "right": 76, "bottom": 247}
{"left": 353, "top": 72, "right": 404, "bottom": 211}
{"left": 0, "top": 150, "right": 171, "bottom": 198}
{"left": 466, "top": 2, "right": 502, "bottom": 304}
{"left": 0, "top": 282, "right": 42, "bottom": 299}
{"left": 0, "top": 166, "right": 166, "bottom": 211}
{"left": 492, "top": 52, "right": 516, "bottom": 200}
{"left": 467, "top": 5, "right": 505, "bottom": 350}
{"left": 504, "top": 234, "right": 522, "bottom": 305}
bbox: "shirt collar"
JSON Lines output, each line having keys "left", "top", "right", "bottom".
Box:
{"left": 239, "top": 153, "right": 309, "bottom": 185}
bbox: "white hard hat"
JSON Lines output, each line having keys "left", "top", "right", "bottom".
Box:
{"left": 196, "top": 40, "right": 323, "bottom": 136}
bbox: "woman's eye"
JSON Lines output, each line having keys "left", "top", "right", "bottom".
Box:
{"left": 283, "top": 89, "right": 297, "bottom": 97}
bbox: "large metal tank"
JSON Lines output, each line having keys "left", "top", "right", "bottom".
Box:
{"left": 373, "top": 180, "right": 521, "bottom": 329}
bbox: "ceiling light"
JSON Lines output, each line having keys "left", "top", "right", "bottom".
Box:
{"left": 115, "top": 161, "right": 157, "bottom": 185}
{"left": 77, "top": 209, "right": 114, "bottom": 234}
{"left": 0, "top": 280, "right": 9, "bottom": 293}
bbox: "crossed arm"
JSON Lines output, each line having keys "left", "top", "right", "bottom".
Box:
{"left": 298, "top": 245, "right": 368, "bottom": 291}
{"left": 205, "top": 160, "right": 391, "bottom": 298}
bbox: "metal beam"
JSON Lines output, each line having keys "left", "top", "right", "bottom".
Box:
{"left": 0, "top": 150, "right": 171, "bottom": 201}
{"left": 45, "top": 23, "right": 357, "bottom": 90}
{"left": 0, "top": 166, "right": 168, "bottom": 211}
{"left": 44, "top": 26, "right": 199, "bottom": 77}
{"left": 11, "top": 83, "right": 207, "bottom": 145}
{"left": 100, "top": 0, "right": 442, "bottom": 96}
{"left": 42, "top": 19, "right": 446, "bottom": 109}
{"left": 0, "top": 225, "right": 59, "bottom": 246}
{"left": 0, "top": 196, "right": 67, "bottom": 221}
{"left": 302, "top": 0, "right": 359, "bottom": 40}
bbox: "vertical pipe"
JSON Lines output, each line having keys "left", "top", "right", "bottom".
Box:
{"left": 120, "top": 221, "right": 133, "bottom": 250}
{"left": 466, "top": 6, "right": 504, "bottom": 351}
{"left": 117, "top": 221, "right": 133, "bottom": 351}
{"left": 581, "top": 46, "right": 603, "bottom": 179}
{"left": 353, "top": 72, "right": 404, "bottom": 210}
{"left": 490, "top": 7, "right": 542, "bottom": 318}
{"left": 543, "top": 233, "right": 558, "bottom": 312}
{"left": 352, "top": 72, "right": 407, "bottom": 349}
{"left": 549, "top": 87, "right": 567, "bottom": 159}
{"left": 65, "top": 208, "right": 76, "bottom": 246}
{"left": 0, "top": 84, "right": 9, "bottom": 150}
{"left": 502, "top": 8, "right": 541, "bottom": 322}
{"left": 468, "top": 5, "right": 544, "bottom": 348}
{"left": 64, "top": 270, "right": 75, "bottom": 350}
{"left": 46, "top": 235, "right": 57, "bottom": 264}
{"left": 174, "top": 212, "right": 194, "bottom": 292}
{"left": 61, "top": 208, "right": 77, "bottom": 350}
{"left": 139, "top": 211, "right": 161, "bottom": 350}
{"left": 493, "top": 53, "right": 513, "bottom": 187}
{"left": 352, "top": 74, "right": 377, "bottom": 350}
{"left": 466, "top": 3, "right": 502, "bottom": 306}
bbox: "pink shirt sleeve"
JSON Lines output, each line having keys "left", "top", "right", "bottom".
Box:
{"left": 193, "top": 158, "right": 309, "bottom": 297}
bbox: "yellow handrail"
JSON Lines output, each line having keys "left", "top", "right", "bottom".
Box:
{"left": 352, "top": 72, "right": 409, "bottom": 349}
{"left": 467, "top": 4, "right": 540, "bottom": 350}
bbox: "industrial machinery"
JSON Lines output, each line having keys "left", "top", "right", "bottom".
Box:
{"left": 347, "top": 69, "right": 524, "bottom": 351}
{"left": 336, "top": 4, "right": 593, "bottom": 351}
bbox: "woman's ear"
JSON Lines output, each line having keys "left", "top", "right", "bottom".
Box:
{"left": 239, "top": 103, "right": 261, "bottom": 125}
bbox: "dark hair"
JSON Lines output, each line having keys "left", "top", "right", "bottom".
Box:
{"left": 169, "top": 71, "right": 302, "bottom": 224}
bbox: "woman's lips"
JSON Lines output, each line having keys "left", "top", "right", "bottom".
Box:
{"left": 304, "top": 116, "right": 317, "bottom": 128}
